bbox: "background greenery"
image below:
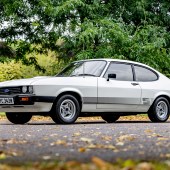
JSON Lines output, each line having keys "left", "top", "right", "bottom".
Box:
{"left": 0, "top": 0, "right": 170, "bottom": 80}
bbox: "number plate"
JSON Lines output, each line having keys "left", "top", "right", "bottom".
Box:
{"left": 0, "top": 98, "right": 14, "bottom": 104}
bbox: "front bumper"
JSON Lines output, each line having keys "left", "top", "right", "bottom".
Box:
{"left": 0, "top": 95, "right": 55, "bottom": 112}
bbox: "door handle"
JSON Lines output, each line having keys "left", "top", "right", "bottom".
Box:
{"left": 131, "top": 82, "right": 139, "bottom": 86}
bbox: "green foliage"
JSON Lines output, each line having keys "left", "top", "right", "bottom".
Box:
{"left": 33, "top": 51, "right": 66, "bottom": 76}
{"left": 0, "top": 51, "right": 65, "bottom": 82}
{"left": 0, "top": 0, "right": 170, "bottom": 75}
{"left": 0, "top": 42, "right": 15, "bottom": 62}
{"left": 0, "top": 61, "right": 23, "bottom": 82}
{"left": 70, "top": 19, "right": 170, "bottom": 75}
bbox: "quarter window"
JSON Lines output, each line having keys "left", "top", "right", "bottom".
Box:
{"left": 134, "top": 65, "right": 158, "bottom": 81}
{"left": 104, "top": 63, "right": 133, "bottom": 81}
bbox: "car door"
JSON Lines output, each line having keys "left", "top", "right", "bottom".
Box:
{"left": 97, "top": 62, "right": 142, "bottom": 112}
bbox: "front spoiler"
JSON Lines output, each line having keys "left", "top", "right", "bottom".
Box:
{"left": 0, "top": 102, "right": 53, "bottom": 112}
{"left": 0, "top": 95, "right": 55, "bottom": 112}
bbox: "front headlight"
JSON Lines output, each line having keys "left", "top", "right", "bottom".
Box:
{"left": 28, "top": 86, "right": 33, "bottom": 93}
{"left": 22, "top": 86, "right": 27, "bottom": 93}
{"left": 22, "top": 86, "right": 33, "bottom": 94}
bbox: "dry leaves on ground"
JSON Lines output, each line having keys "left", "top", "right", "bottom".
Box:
{"left": 0, "top": 115, "right": 150, "bottom": 122}
{"left": 0, "top": 158, "right": 169, "bottom": 170}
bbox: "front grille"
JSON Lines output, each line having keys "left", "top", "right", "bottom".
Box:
{"left": 0, "top": 87, "right": 21, "bottom": 95}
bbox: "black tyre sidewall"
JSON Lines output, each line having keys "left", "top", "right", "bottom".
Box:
{"left": 147, "top": 112, "right": 156, "bottom": 122}
{"left": 149, "top": 97, "right": 170, "bottom": 122}
{"left": 101, "top": 115, "right": 120, "bottom": 123}
{"left": 6, "top": 112, "right": 32, "bottom": 124}
{"left": 54, "top": 95, "right": 80, "bottom": 124}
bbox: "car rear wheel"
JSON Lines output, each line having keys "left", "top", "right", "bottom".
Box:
{"left": 101, "top": 115, "right": 120, "bottom": 123}
{"left": 6, "top": 112, "right": 32, "bottom": 124}
{"left": 148, "top": 97, "right": 170, "bottom": 122}
{"left": 51, "top": 95, "right": 80, "bottom": 124}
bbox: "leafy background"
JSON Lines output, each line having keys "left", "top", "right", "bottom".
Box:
{"left": 0, "top": 0, "right": 170, "bottom": 81}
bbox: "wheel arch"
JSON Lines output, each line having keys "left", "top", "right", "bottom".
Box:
{"left": 51, "top": 90, "right": 83, "bottom": 112}
{"left": 148, "top": 94, "right": 170, "bottom": 112}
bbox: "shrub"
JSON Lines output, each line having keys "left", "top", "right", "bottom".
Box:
{"left": 0, "top": 52, "right": 65, "bottom": 82}
{"left": 0, "top": 60, "right": 23, "bottom": 82}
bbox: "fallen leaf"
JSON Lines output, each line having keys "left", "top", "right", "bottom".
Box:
{"left": 136, "top": 162, "right": 153, "bottom": 170}
{"left": 73, "top": 132, "right": 81, "bottom": 137}
{"left": 116, "top": 135, "right": 136, "bottom": 142}
{"left": 6, "top": 149, "right": 23, "bottom": 157}
{"left": 6, "top": 139, "right": 27, "bottom": 144}
{"left": 78, "top": 147, "right": 86, "bottom": 152}
{"left": 0, "top": 151, "right": 6, "bottom": 160}
{"left": 165, "top": 154, "right": 170, "bottom": 158}
{"left": 157, "top": 137, "right": 168, "bottom": 141}
{"left": 50, "top": 134, "right": 58, "bottom": 137}
{"left": 92, "top": 157, "right": 107, "bottom": 167}
{"left": 55, "top": 153, "right": 60, "bottom": 156}
{"left": 50, "top": 140, "right": 67, "bottom": 146}
{"left": 116, "top": 142, "right": 124, "bottom": 146}
{"left": 42, "top": 156, "right": 51, "bottom": 160}
{"left": 66, "top": 161, "right": 81, "bottom": 167}
{"left": 87, "top": 144, "right": 116, "bottom": 150}
{"left": 101, "top": 136, "right": 112, "bottom": 141}
{"left": 80, "top": 137, "right": 93, "bottom": 143}
{"left": 145, "top": 129, "right": 153, "bottom": 133}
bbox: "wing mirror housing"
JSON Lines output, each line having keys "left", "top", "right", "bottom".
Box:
{"left": 107, "top": 74, "right": 116, "bottom": 81}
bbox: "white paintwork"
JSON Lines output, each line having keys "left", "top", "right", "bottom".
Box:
{"left": 0, "top": 58, "right": 169, "bottom": 114}
{"left": 32, "top": 77, "right": 98, "bottom": 101}
{"left": 97, "top": 77, "right": 141, "bottom": 111}
{"left": 0, "top": 76, "right": 52, "bottom": 86}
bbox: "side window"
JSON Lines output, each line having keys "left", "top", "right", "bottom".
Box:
{"left": 134, "top": 65, "right": 158, "bottom": 81}
{"left": 104, "top": 63, "right": 133, "bottom": 81}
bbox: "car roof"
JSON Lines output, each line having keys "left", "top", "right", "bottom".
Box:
{"left": 76, "top": 58, "right": 158, "bottom": 72}
{"left": 77, "top": 58, "right": 143, "bottom": 65}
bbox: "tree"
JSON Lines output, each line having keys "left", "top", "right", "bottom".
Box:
{"left": 0, "top": 41, "right": 15, "bottom": 62}
{"left": 0, "top": 0, "right": 170, "bottom": 75}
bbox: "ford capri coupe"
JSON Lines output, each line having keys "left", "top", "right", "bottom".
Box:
{"left": 0, "top": 59, "right": 170, "bottom": 124}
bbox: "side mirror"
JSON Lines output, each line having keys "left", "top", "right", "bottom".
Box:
{"left": 107, "top": 73, "right": 116, "bottom": 81}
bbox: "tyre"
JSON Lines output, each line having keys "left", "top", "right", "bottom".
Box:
{"left": 51, "top": 95, "right": 80, "bottom": 124}
{"left": 6, "top": 112, "right": 32, "bottom": 124}
{"left": 148, "top": 97, "right": 170, "bottom": 122}
{"left": 147, "top": 113, "right": 156, "bottom": 122}
{"left": 101, "top": 115, "right": 120, "bottom": 123}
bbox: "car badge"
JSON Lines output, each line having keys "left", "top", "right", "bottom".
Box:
{"left": 4, "top": 89, "right": 10, "bottom": 93}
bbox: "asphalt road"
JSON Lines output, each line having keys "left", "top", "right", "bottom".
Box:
{"left": 0, "top": 119, "right": 170, "bottom": 164}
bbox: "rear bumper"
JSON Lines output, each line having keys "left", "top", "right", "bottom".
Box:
{"left": 0, "top": 95, "right": 55, "bottom": 112}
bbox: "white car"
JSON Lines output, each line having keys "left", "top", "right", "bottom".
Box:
{"left": 0, "top": 59, "right": 170, "bottom": 124}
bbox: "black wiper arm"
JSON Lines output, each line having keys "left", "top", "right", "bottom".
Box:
{"left": 77, "top": 74, "right": 96, "bottom": 77}
{"left": 70, "top": 74, "right": 96, "bottom": 77}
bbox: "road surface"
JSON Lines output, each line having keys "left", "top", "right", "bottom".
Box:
{"left": 0, "top": 119, "right": 170, "bottom": 164}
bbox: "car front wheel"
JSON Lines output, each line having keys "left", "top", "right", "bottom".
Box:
{"left": 101, "top": 115, "right": 120, "bottom": 123}
{"left": 51, "top": 95, "right": 80, "bottom": 124}
{"left": 6, "top": 112, "right": 32, "bottom": 124}
{"left": 148, "top": 97, "right": 170, "bottom": 122}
